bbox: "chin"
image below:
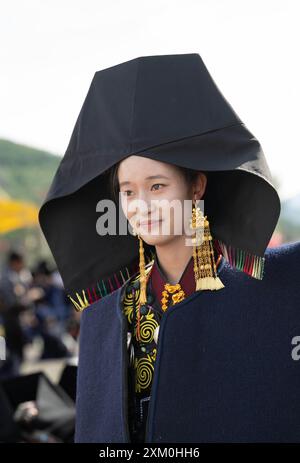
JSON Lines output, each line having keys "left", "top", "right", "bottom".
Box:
{"left": 140, "top": 232, "right": 172, "bottom": 247}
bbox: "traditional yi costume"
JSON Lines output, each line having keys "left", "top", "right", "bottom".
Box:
{"left": 39, "top": 53, "right": 300, "bottom": 443}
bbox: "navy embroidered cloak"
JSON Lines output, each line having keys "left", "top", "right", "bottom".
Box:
{"left": 74, "top": 240, "right": 300, "bottom": 443}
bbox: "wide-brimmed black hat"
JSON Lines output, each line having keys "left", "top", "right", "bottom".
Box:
{"left": 38, "top": 53, "right": 280, "bottom": 310}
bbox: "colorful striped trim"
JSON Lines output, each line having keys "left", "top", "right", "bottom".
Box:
{"left": 213, "top": 238, "right": 265, "bottom": 280}
{"left": 67, "top": 250, "right": 155, "bottom": 312}
{"left": 68, "top": 238, "right": 265, "bottom": 312}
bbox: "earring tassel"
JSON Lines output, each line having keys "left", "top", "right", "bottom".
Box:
{"left": 195, "top": 275, "right": 225, "bottom": 291}
{"left": 191, "top": 202, "right": 225, "bottom": 292}
{"left": 138, "top": 235, "right": 147, "bottom": 305}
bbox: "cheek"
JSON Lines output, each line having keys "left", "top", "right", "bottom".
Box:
{"left": 162, "top": 187, "right": 188, "bottom": 219}
{"left": 120, "top": 196, "right": 133, "bottom": 219}
{"left": 173, "top": 196, "right": 192, "bottom": 234}
{"left": 160, "top": 200, "right": 186, "bottom": 234}
{"left": 120, "top": 197, "right": 127, "bottom": 218}
{"left": 120, "top": 198, "right": 142, "bottom": 227}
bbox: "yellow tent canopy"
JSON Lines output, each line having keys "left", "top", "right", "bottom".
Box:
{"left": 0, "top": 198, "right": 39, "bottom": 234}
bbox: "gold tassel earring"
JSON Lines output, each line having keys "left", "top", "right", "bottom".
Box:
{"left": 190, "top": 199, "right": 225, "bottom": 291}
{"left": 131, "top": 225, "right": 147, "bottom": 305}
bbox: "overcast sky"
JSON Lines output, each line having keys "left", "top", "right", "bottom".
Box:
{"left": 0, "top": 0, "right": 299, "bottom": 200}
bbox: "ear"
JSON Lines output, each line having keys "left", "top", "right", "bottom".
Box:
{"left": 193, "top": 172, "right": 207, "bottom": 202}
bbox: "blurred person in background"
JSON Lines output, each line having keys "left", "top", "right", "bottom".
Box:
{"left": 29, "top": 260, "right": 79, "bottom": 359}
{"left": 0, "top": 251, "right": 33, "bottom": 375}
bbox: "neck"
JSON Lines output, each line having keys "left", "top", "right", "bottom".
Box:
{"left": 155, "top": 235, "right": 193, "bottom": 285}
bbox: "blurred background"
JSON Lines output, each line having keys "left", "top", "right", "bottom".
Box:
{"left": 0, "top": 0, "right": 299, "bottom": 443}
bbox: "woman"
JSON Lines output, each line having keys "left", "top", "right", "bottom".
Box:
{"left": 110, "top": 155, "right": 226, "bottom": 443}
{"left": 38, "top": 53, "right": 300, "bottom": 443}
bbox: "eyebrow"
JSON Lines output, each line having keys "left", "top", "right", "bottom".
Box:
{"left": 119, "top": 174, "right": 170, "bottom": 188}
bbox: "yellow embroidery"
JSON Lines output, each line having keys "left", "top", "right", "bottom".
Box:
{"left": 123, "top": 265, "right": 159, "bottom": 394}
{"left": 134, "top": 348, "right": 158, "bottom": 393}
{"left": 137, "top": 316, "right": 158, "bottom": 343}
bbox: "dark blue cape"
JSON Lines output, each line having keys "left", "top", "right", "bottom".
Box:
{"left": 74, "top": 241, "right": 300, "bottom": 443}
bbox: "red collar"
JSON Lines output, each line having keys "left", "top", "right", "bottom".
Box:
{"left": 148, "top": 251, "right": 223, "bottom": 310}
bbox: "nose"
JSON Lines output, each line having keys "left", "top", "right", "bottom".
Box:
{"left": 133, "top": 193, "right": 157, "bottom": 222}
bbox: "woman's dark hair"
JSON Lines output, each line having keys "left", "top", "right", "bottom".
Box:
{"left": 108, "top": 159, "right": 209, "bottom": 202}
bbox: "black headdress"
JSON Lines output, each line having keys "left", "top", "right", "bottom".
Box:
{"left": 38, "top": 53, "right": 280, "bottom": 310}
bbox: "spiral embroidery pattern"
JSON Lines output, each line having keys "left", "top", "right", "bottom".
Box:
{"left": 138, "top": 315, "right": 158, "bottom": 344}
{"left": 123, "top": 267, "right": 161, "bottom": 394}
{"left": 135, "top": 353, "right": 155, "bottom": 392}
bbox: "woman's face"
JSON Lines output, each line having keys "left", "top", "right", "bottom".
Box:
{"left": 117, "top": 155, "right": 207, "bottom": 246}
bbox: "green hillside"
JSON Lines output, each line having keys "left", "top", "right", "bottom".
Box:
{"left": 0, "top": 138, "right": 61, "bottom": 205}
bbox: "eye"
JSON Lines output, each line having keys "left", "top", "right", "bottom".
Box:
{"left": 121, "top": 190, "right": 134, "bottom": 197}
{"left": 151, "top": 183, "right": 165, "bottom": 191}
